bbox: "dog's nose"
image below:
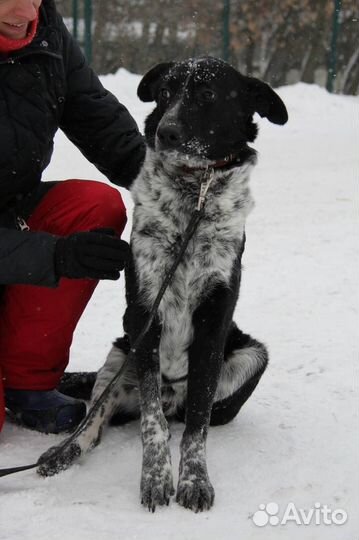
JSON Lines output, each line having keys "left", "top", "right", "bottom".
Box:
{"left": 157, "top": 125, "right": 183, "bottom": 149}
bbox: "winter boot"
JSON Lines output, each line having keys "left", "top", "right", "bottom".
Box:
{"left": 5, "top": 389, "right": 86, "bottom": 434}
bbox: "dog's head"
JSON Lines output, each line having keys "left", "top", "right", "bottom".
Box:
{"left": 138, "top": 57, "right": 288, "bottom": 166}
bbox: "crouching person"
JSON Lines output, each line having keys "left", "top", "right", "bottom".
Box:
{"left": 0, "top": 0, "right": 145, "bottom": 435}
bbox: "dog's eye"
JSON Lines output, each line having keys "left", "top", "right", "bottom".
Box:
{"left": 200, "top": 89, "right": 217, "bottom": 103}
{"left": 160, "top": 88, "right": 171, "bottom": 100}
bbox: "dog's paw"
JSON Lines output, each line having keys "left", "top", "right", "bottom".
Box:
{"left": 140, "top": 409, "right": 175, "bottom": 511}
{"left": 177, "top": 434, "right": 215, "bottom": 511}
{"left": 37, "top": 441, "right": 81, "bottom": 477}
{"left": 141, "top": 468, "right": 175, "bottom": 512}
{"left": 176, "top": 475, "right": 215, "bottom": 512}
{"left": 140, "top": 442, "right": 175, "bottom": 512}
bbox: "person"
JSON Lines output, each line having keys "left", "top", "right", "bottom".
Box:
{"left": 0, "top": 0, "right": 146, "bottom": 435}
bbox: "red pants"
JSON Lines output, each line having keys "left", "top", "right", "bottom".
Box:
{"left": 0, "top": 180, "right": 127, "bottom": 432}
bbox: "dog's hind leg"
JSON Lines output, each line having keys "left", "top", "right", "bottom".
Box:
{"left": 211, "top": 322, "right": 268, "bottom": 426}
{"left": 37, "top": 339, "right": 134, "bottom": 477}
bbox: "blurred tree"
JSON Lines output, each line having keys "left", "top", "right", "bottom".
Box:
{"left": 58, "top": 0, "right": 358, "bottom": 94}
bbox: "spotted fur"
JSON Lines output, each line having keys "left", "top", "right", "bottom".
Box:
{"left": 37, "top": 57, "right": 288, "bottom": 512}
{"left": 131, "top": 148, "right": 255, "bottom": 386}
{"left": 140, "top": 401, "right": 175, "bottom": 510}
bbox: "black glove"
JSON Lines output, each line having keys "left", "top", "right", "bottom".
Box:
{"left": 54, "top": 229, "right": 130, "bottom": 280}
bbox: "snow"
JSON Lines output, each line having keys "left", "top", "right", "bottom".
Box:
{"left": 0, "top": 72, "right": 358, "bottom": 540}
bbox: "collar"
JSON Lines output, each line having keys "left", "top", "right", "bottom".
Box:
{"left": 180, "top": 147, "right": 256, "bottom": 174}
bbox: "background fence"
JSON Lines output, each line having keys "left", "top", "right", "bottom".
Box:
{"left": 57, "top": 0, "right": 359, "bottom": 94}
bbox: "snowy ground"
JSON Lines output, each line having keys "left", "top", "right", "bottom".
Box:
{"left": 0, "top": 71, "right": 358, "bottom": 540}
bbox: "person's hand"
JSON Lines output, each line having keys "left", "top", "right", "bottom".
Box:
{"left": 54, "top": 228, "right": 130, "bottom": 280}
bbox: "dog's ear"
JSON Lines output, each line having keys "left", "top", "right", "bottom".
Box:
{"left": 245, "top": 76, "right": 288, "bottom": 125}
{"left": 137, "top": 62, "right": 175, "bottom": 102}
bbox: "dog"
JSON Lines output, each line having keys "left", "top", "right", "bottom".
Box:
{"left": 38, "top": 57, "right": 288, "bottom": 513}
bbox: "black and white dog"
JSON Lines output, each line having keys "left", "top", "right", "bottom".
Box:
{"left": 38, "top": 57, "right": 288, "bottom": 512}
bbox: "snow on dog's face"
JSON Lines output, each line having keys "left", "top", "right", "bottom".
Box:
{"left": 137, "top": 57, "right": 288, "bottom": 166}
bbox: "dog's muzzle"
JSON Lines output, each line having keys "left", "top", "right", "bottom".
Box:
{"left": 156, "top": 124, "right": 184, "bottom": 151}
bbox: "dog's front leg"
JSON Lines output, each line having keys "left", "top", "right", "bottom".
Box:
{"left": 176, "top": 284, "right": 235, "bottom": 512}
{"left": 129, "top": 307, "right": 174, "bottom": 511}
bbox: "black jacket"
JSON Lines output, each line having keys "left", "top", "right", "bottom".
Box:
{"left": 0, "top": 0, "right": 145, "bottom": 287}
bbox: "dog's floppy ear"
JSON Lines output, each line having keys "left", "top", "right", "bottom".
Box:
{"left": 245, "top": 76, "right": 288, "bottom": 125}
{"left": 137, "top": 62, "right": 175, "bottom": 102}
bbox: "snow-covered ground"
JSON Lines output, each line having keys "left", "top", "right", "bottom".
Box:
{"left": 0, "top": 70, "right": 358, "bottom": 540}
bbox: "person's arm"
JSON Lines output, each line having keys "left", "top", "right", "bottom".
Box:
{"left": 58, "top": 17, "right": 145, "bottom": 189}
{"left": 0, "top": 228, "right": 58, "bottom": 286}
{"left": 0, "top": 227, "right": 130, "bottom": 287}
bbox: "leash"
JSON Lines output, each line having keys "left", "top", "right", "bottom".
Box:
{"left": 0, "top": 169, "right": 215, "bottom": 479}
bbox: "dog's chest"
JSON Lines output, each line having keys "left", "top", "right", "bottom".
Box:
{"left": 130, "top": 158, "right": 254, "bottom": 380}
